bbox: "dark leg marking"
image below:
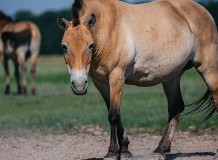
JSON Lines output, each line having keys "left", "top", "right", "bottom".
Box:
{"left": 154, "top": 74, "right": 184, "bottom": 154}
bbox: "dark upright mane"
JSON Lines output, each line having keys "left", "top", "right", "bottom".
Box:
{"left": 72, "top": 0, "right": 83, "bottom": 26}
{"left": 0, "top": 11, "right": 12, "bottom": 22}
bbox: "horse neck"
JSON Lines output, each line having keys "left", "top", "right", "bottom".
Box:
{"left": 0, "top": 21, "right": 11, "bottom": 32}
{"left": 90, "top": 0, "right": 125, "bottom": 72}
{"left": 0, "top": 12, "right": 12, "bottom": 32}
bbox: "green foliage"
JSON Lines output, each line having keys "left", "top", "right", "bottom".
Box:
{"left": 0, "top": 56, "right": 217, "bottom": 137}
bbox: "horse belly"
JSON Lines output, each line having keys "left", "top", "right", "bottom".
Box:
{"left": 124, "top": 26, "right": 193, "bottom": 86}
{"left": 125, "top": 65, "right": 182, "bottom": 87}
{"left": 124, "top": 47, "right": 192, "bottom": 87}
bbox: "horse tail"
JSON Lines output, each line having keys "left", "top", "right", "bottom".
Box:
{"left": 28, "top": 22, "right": 41, "bottom": 57}
{"left": 184, "top": 89, "right": 217, "bottom": 121}
{"left": 25, "top": 27, "right": 32, "bottom": 61}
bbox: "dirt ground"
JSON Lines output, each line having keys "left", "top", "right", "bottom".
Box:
{"left": 0, "top": 127, "right": 217, "bottom": 160}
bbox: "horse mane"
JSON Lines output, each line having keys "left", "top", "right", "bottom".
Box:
{"left": 0, "top": 11, "right": 13, "bottom": 31}
{"left": 72, "top": 0, "right": 83, "bottom": 26}
{"left": 71, "top": 0, "right": 117, "bottom": 26}
{"left": 0, "top": 11, "right": 12, "bottom": 22}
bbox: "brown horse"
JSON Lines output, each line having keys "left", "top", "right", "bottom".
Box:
{"left": 58, "top": 0, "right": 218, "bottom": 159}
{"left": 0, "top": 13, "right": 41, "bottom": 95}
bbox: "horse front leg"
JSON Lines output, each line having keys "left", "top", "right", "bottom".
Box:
{"left": 154, "top": 73, "right": 184, "bottom": 154}
{"left": 3, "top": 54, "right": 10, "bottom": 94}
{"left": 117, "top": 118, "right": 131, "bottom": 159}
{"left": 13, "top": 57, "right": 22, "bottom": 95}
{"left": 107, "top": 68, "right": 125, "bottom": 159}
{"left": 91, "top": 76, "right": 131, "bottom": 159}
{"left": 17, "top": 53, "right": 28, "bottom": 94}
{"left": 3, "top": 54, "right": 11, "bottom": 95}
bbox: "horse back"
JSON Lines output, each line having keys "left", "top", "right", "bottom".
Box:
{"left": 166, "top": 0, "right": 217, "bottom": 43}
{"left": 117, "top": 0, "right": 217, "bottom": 85}
{"left": 2, "top": 21, "right": 41, "bottom": 56}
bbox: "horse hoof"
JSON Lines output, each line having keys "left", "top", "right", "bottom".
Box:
{"left": 103, "top": 157, "right": 116, "bottom": 160}
{"left": 103, "top": 156, "right": 116, "bottom": 160}
{"left": 4, "top": 85, "right": 10, "bottom": 95}
{"left": 120, "top": 151, "right": 133, "bottom": 160}
{"left": 23, "top": 87, "right": 27, "bottom": 95}
{"left": 104, "top": 152, "right": 117, "bottom": 160}
{"left": 104, "top": 151, "right": 133, "bottom": 160}
{"left": 153, "top": 146, "right": 170, "bottom": 154}
{"left": 120, "top": 155, "right": 133, "bottom": 160}
{"left": 31, "top": 89, "right": 36, "bottom": 95}
{"left": 150, "top": 153, "right": 165, "bottom": 160}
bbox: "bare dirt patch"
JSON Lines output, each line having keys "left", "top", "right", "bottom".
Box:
{"left": 0, "top": 127, "right": 217, "bottom": 160}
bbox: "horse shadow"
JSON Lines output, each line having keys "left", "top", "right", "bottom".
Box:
{"left": 84, "top": 158, "right": 103, "bottom": 160}
{"left": 165, "top": 152, "right": 216, "bottom": 160}
{"left": 84, "top": 152, "right": 217, "bottom": 160}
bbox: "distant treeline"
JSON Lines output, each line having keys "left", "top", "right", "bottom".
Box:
{"left": 13, "top": 1, "right": 218, "bottom": 55}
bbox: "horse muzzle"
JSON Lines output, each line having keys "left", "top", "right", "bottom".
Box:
{"left": 69, "top": 69, "right": 88, "bottom": 95}
{"left": 71, "top": 79, "right": 88, "bottom": 95}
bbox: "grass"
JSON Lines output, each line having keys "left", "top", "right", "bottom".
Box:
{"left": 0, "top": 56, "right": 217, "bottom": 137}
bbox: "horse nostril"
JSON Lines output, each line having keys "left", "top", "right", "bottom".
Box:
{"left": 85, "top": 80, "right": 88, "bottom": 84}
{"left": 71, "top": 81, "right": 76, "bottom": 89}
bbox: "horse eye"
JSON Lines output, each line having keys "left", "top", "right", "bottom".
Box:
{"left": 88, "top": 42, "right": 95, "bottom": 51}
{"left": 62, "top": 44, "right": 68, "bottom": 53}
{"left": 87, "top": 14, "right": 96, "bottom": 28}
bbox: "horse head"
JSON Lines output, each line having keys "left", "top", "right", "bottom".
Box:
{"left": 0, "top": 11, "right": 12, "bottom": 32}
{"left": 57, "top": 11, "right": 96, "bottom": 95}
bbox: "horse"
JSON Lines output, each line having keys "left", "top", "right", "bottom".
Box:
{"left": 0, "top": 14, "right": 41, "bottom": 95}
{"left": 57, "top": 0, "right": 218, "bottom": 158}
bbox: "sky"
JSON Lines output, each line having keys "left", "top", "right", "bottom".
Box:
{"left": 0, "top": 0, "right": 216, "bottom": 17}
{"left": 0, "top": 0, "right": 73, "bottom": 16}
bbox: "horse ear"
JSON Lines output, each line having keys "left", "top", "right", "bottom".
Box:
{"left": 57, "top": 17, "right": 69, "bottom": 30}
{"left": 86, "top": 14, "right": 96, "bottom": 28}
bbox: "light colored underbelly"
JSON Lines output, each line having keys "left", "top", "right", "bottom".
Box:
{"left": 124, "top": 55, "right": 189, "bottom": 87}
{"left": 125, "top": 70, "right": 178, "bottom": 86}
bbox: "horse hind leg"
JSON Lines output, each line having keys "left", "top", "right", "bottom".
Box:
{"left": 13, "top": 56, "right": 22, "bottom": 94}
{"left": 16, "top": 53, "right": 27, "bottom": 94}
{"left": 190, "top": 44, "right": 218, "bottom": 120}
{"left": 154, "top": 73, "right": 184, "bottom": 154}
{"left": 16, "top": 45, "right": 31, "bottom": 95}
{"left": 29, "top": 38, "right": 40, "bottom": 95}
{"left": 30, "top": 54, "right": 37, "bottom": 95}
{"left": 3, "top": 54, "right": 10, "bottom": 94}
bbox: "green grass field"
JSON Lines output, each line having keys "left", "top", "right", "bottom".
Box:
{"left": 0, "top": 56, "right": 217, "bottom": 137}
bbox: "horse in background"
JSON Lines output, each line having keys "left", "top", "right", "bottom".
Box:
{"left": 58, "top": 0, "right": 218, "bottom": 159}
{"left": 0, "top": 11, "right": 41, "bottom": 95}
